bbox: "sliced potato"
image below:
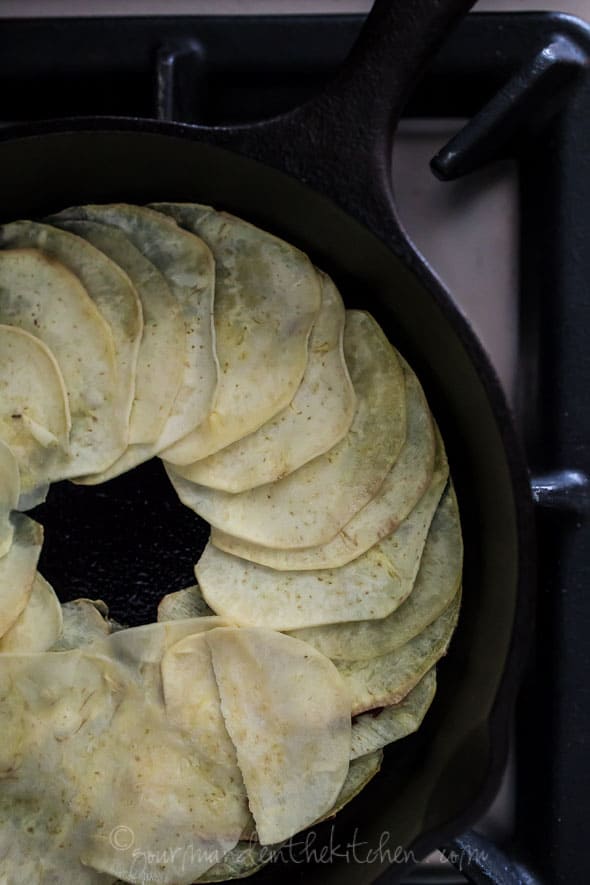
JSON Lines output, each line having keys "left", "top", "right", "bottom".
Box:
{"left": 51, "top": 598, "right": 114, "bottom": 651}
{"left": 55, "top": 218, "right": 185, "bottom": 445}
{"left": 292, "top": 486, "right": 462, "bottom": 661}
{"left": 152, "top": 203, "right": 322, "bottom": 465}
{"left": 50, "top": 202, "right": 218, "bottom": 479}
{"left": 0, "top": 572, "right": 62, "bottom": 652}
{"left": 0, "top": 512, "right": 43, "bottom": 637}
{"left": 170, "top": 311, "right": 406, "bottom": 549}
{"left": 196, "top": 470, "right": 445, "bottom": 631}
{"left": 0, "top": 649, "right": 250, "bottom": 885}
{"left": 212, "top": 363, "right": 440, "bottom": 568}
{"left": 0, "top": 439, "right": 19, "bottom": 558}
{"left": 170, "top": 270, "right": 354, "bottom": 492}
{"left": 0, "top": 220, "right": 143, "bottom": 448}
{"left": 206, "top": 626, "right": 352, "bottom": 845}
{"left": 0, "top": 323, "right": 72, "bottom": 495}
{"left": 0, "top": 250, "right": 127, "bottom": 478}
{"left": 351, "top": 669, "right": 436, "bottom": 759}
{"left": 336, "top": 591, "right": 461, "bottom": 715}
{"left": 316, "top": 749, "right": 383, "bottom": 822}
{"left": 157, "top": 583, "right": 214, "bottom": 621}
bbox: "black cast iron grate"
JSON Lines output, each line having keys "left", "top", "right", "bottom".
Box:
{"left": 2, "top": 9, "right": 590, "bottom": 885}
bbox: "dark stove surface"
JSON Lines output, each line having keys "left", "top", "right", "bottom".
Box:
{"left": 2, "top": 10, "right": 590, "bottom": 885}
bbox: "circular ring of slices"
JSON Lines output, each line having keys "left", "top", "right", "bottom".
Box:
{"left": 0, "top": 203, "right": 463, "bottom": 885}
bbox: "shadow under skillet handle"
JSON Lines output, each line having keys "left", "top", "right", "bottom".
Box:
{"left": 187, "top": 0, "right": 477, "bottom": 249}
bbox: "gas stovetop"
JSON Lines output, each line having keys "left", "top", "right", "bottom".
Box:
{"left": 1, "top": 10, "right": 589, "bottom": 884}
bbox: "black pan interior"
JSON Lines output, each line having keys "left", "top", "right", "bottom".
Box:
{"left": 0, "top": 126, "right": 529, "bottom": 882}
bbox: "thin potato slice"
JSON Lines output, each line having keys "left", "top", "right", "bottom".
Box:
{"left": 55, "top": 219, "right": 185, "bottom": 445}
{"left": 196, "top": 471, "right": 445, "bottom": 631}
{"left": 170, "top": 311, "right": 405, "bottom": 549}
{"left": 0, "top": 649, "right": 250, "bottom": 885}
{"left": 292, "top": 486, "right": 462, "bottom": 661}
{"left": 0, "top": 440, "right": 19, "bottom": 558}
{"left": 350, "top": 669, "right": 437, "bottom": 759}
{"left": 0, "top": 572, "right": 62, "bottom": 653}
{"left": 206, "top": 626, "right": 352, "bottom": 845}
{"left": 50, "top": 598, "right": 114, "bottom": 651}
{"left": 337, "top": 592, "right": 461, "bottom": 715}
{"left": 153, "top": 203, "right": 322, "bottom": 465}
{"left": 51, "top": 203, "right": 218, "bottom": 479}
{"left": 161, "top": 631, "right": 243, "bottom": 770}
{"left": 170, "top": 270, "right": 354, "bottom": 492}
{"left": 212, "top": 362, "right": 440, "bottom": 567}
{"left": 157, "top": 583, "right": 214, "bottom": 621}
{"left": 315, "top": 749, "right": 383, "bottom": 823}
{"left": 0, "top": 220, "right": 143, "bottom": 448}
{"left": 0, "top": 250, "right": 126, "bottom": 478}
{"left": 0, "top": 512, "right": 43, "bottom": 637}
{"left": 0, "top": 324, "right": 71, "bottom": 495}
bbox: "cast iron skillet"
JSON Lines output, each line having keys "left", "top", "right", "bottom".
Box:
{"left": 0, "top": 0, "right": 535, "bottom": 881}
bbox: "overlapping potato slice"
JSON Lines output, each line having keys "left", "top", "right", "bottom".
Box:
{"left": 50, "top": 203, "right": 218, "bottom": 480}
{"left": 51, "top": 598, "right": 116, "bottom": 651}
{"left": 315, "top": 749, "right": 383, "bottom": 821}
{"left": 337, "top": 591, "right": 460, "bottom": 715}
{"left": 0, "top": 439, "right": 19, "bottom": 557}
{"left": 0, "top": 250, "right": 127, "bottom": 478}
{"left": 0, "top": 512, "right": 43, "bottom": 637}
{"left": 170, "top": 311, "right": 405, "bottom": 549}
{"left": 170, "top": 270, "right": 354, "bottom": 492}
{"left": 55, "top": 219, "right": 185, "bottom": 445}
{"left": 0, "top": 649, "right": 250, "bottom": 885}
{"left": 0, "top": 572, "right": 62, "bottom": 652}
{"left": 291, "top": 485, "right": 461, "bottom": 660}
{"left": 351, "top": 669, "right": 436, "bottom": 759}
{"left": 205, "top": 626, "right": 351, "bottom": 845}
{"left": 158, "top": 583, "right": 214, "bottom": 621}
{"left": 0, "top": 324, "right": 71, "bottom": 496}
{"left": 212, "top": 362, "right": 440, "bottom": 568}
{"left": 151, "top": 203, "right": 322, "bottom": 465}
{"left": 196, "top": 471, "right": 445, "bottom": 631}
{"left": 0, "top": 221, "right": 143, "bottom": 444}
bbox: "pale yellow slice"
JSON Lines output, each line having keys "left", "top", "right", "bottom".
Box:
{"left": 212, "top": 361, "right": 439, "bottom": 567}
{"left": 55, "top": 218, "right": 185, "bottom": 445}
{"left": 0, "top": 512, "right": 42, "bottom": 637}
{"left": 153, "top": 203, "right": 322, "bottom": 465}
{"left": 170, "top": 311, "right": 405, "bottom": 549}
{"left": 206, "top": 626, "right": 351, "bottom": 844}
{"left": 170, "top": 269, "right": 354, "bottom": 492}
{"left": 0, "top": 250, "right": 125, "bottom": 478}
{"left": 0, "top": 220, "right": 143, "bottom": 449}
{"left": 0, "top": 572, "right": 62, "bottom": 652}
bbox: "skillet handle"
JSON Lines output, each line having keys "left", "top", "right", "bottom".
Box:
{"left": 196, "top": 0, "right": 476, "bottom": 244}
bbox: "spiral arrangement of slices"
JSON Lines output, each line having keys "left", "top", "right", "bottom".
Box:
{"left": 0, "top": 204, "right": 462, "bottom": 885}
